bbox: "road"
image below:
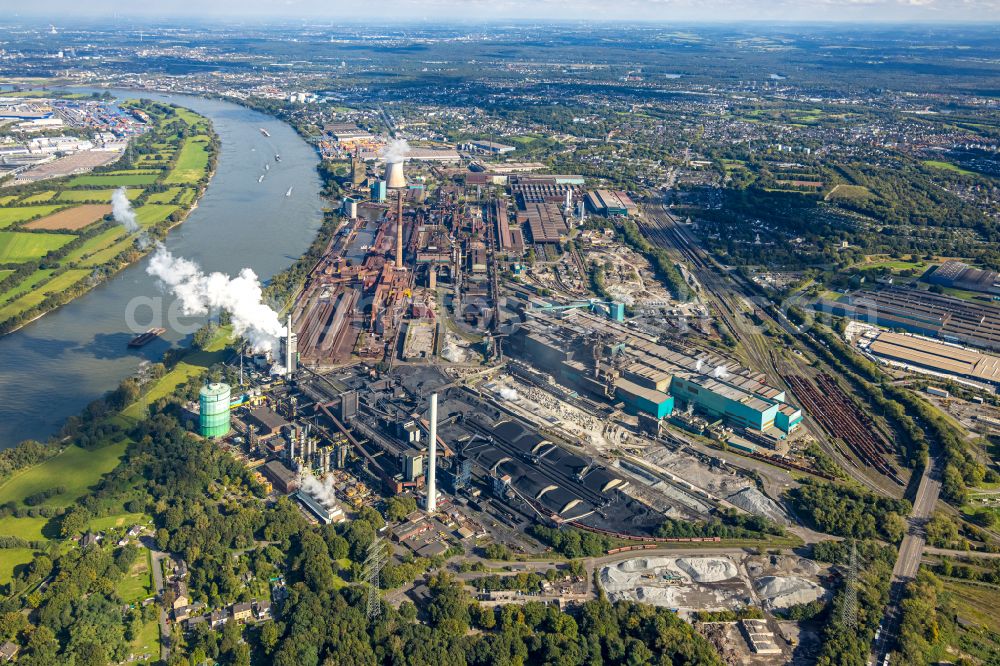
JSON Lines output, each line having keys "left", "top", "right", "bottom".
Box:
{"left": 142, "top": 537, "right": 171, "bottom": 663}
{"left": 872, "top": 457, "right": 942, "bottom": 663}
{"left": 385, "top": 546, "right": 760, "bottom": 607}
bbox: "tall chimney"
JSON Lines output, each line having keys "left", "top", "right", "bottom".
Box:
{"left": 427, "top": 393, "right": 438, "bottom": 513}
{"left": 285, "top": 314, "right": 293, "bottom": 376}
{"left": 395, "top": 191, "right": 404, "bottom": 270}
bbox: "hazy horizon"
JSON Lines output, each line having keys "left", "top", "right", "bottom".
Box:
{"left": 9, "top": 0, "right": 1000, "bottom": 24}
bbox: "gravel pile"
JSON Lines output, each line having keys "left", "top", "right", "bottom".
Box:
{"left": 675, "top": 557, "right": 739, "bottom": 583}
{"left": 727, "top": 487, "right": 789, "bottom": 526}
{"left": 754, "top": 576, "right": 825, "bottom": 609}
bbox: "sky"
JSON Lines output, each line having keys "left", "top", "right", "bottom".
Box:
{"left": 14, "top": 0, "right": 1000, "bottom": 22}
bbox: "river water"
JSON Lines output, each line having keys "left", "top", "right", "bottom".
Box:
{"left": 0, "top": 89, "right": 324, "bottom": 448}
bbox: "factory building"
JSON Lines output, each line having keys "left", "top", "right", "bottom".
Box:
{"left": 585, "top": 189, "right": 638, "bottom": 217}
{"left": 465, "top": 140, "right": 517, "bottom": 155}
{"left": 371, "top": 180, "right": 387, "bottom": 203}
{"left": 294, "top": 489, "right": 345, "bottom": 524}
{"left": 861, "top": 330, "right": 1000, "bottom": 389}
{"left": 261, "top": 460, "right": 298, "bottom": 494}
{"left": 926, "top": 260, "right": 1000, "bottom": 296}
{"left": 509, "top": 310, "right": 802, "bottom": 437}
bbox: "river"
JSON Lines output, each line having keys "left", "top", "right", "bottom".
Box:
{"left": 0, "top": 89, "right": 324, "bottom": 448}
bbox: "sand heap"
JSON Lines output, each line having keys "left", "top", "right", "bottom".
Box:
{"left": 675, "top": 557, "right": 739, "bottom": 583}
{"left": 755, "top": 576, "right": 825, "bottom": 609}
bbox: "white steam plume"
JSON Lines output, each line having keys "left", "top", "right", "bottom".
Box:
{"left": 146, "top": 245, "right": 286, "bottom": 353}
{"left": 380, "top": 138, "right": 410, "bottom": 164}
{"left": 298, "top": 469, "right": 339, "bottom": 510}
{"left": 111, "top": 187, "right": 139, "bottom": 233}
{"left": 498, "top": 387, "right": 519, "bottom": 401}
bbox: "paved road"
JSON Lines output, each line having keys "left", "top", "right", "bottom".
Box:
{"left": 385, "top": 546, "right": 760, "bottom": 607}
{"left": 873, "top": 459, "right": 942, "bottom": 664}
{"left": 924, "top": 547, "right": 1000, "bottom": 559}
{"left": 142, "top": 537, "right": 171, "bottom": 663}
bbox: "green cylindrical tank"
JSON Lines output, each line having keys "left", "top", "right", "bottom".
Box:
{"left": 199, "top": 382, "right": 231, "bottom": 439}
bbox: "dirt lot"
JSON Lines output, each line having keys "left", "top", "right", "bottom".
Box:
{"left": 23, "top": 204, "right": 112, "bottom": 230}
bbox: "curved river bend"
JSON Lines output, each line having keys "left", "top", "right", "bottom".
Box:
{"left": 0, "top": 90, "right": 323, "bottom": 448}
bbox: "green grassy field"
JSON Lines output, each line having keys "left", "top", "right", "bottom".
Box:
{"left": 0, "top": 231, "right": 76, "bottom": 263}
{"left": 0, "top": 269, "right": 55, "bottom": 306}
{"left": 826, "top": 183, "right": 873, "bottom": 202}
{"left": 87, "top": 512, "right": 148, "bottom": 533}
{"left": 62, "top": 227, "right": 128, "bottom": 264}
{"left": 128, "top": 618, "right": 160, "bottom": 663}
{"left": 0, "top": 269, "right": 91, "bottom": 319}
{"left": 0, "top": 269, "right": 12, "bottom": 281}
{"left": 0, "top": 439, "right": 129, "bottom": 510}
{"left": 67, "top": 173, "right": 160, "bottom": 187}
{"left": 0, "top": 196, "right": 18, "bottom": 206}
{"left": 55, "top": 188, "right": 143, "bottom": 203}
{"left": 146, "top": 187, "right": 192, "bottom": 204}
{"left": 0, "top": 204, "right": 67, "bottom": 229}
{"left": 82, "top": 236, "right": 138, "bottom": 267}
{"left": 0, "top": 514, "right": 49, "bottom": 541}
{"left": 20, "top": 191, "right": 57, "bottom": 204}
{"left": 0, "top": 547, "right": 37, "bottom": 586}
{"left": 116, "top": 547, "right": 154, "bottom": 603}
{"left": 923, "top": 160, "right": 975, "bottom": 176}
{"left": 165, "top": 136, "right": 211, "bottom": 184}
{"left": 135, "top": 204, "right": 180, "bottom": 228}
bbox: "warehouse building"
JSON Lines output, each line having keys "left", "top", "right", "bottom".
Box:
{"left": 862, "top": 330, "right": 1000, "bottom": 389}
{"left": 926, "top": 260, "right": 1000, "bottom": 296}
{"left": 586, "top": 190, "right": 638, "bottom": 217}
{"left": 816, "top": 287, "right": 1000, "bottom": 352}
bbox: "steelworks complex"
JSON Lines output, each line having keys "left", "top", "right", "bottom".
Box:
{"left": 508, "top": 309, "right": 803, "bottom": 440}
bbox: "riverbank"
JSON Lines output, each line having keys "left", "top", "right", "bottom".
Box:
{"left": 0, "top": 89, "right": 324, "bottom": 448}
{"left": 0, "top": 99, "right": 219, "bottom": 336}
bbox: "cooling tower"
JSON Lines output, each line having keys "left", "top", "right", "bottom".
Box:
{"left": 385, "top": 161, "right": 407, "bottom": 189}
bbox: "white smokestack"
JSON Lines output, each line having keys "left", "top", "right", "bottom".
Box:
{"left": 285, "top": 313, "right": 293, "bottom": 377}
{"left": 427, "top": 393, "right": 437, "bottom": 514}
{"left": 146, "top": 245, "right": 287, "bottom": 354}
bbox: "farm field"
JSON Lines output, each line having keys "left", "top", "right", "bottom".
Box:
{"left": 164, "top": 135, "right": 212, "bottom": 184}
{"left": 0, "top": 204, "right": 66, "bottom": 228}
{"left": 20, "top": 191, "right": 57, "bottom": 203}
{"left": 0, "top": 269, "right": 55, "bottom": 305}
{"left": 22, "top": 203, "right": 111, "bottom": 230}
{"left": 67, "top": 172, "right": 160, "bottom": 187}
{"left": 0, "top": 269, "right": 91, "bottom": 319}
{"left": 0, "top": 100, "right": 214, "bottom": 332}
{"left": 0, "top": 230, "right": 75, "bottom": 263}
{"left": 135, "top": 204, "right": 180, "bottom": 228}
{"left": 55, "top": 188, "right": 143, "bottom": 203}
{"left": 82, "top": 235, "right": 139, "bottom": 267}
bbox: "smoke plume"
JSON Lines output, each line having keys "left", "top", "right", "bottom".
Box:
{"left": 146, "top": 245, "right": 286, "bottom": 353}
{"left": 298, "top": 469, "right": 339, "bottom": 510}
{"left": 111, "top": 187, "right": 139, "bottom": 233}
{"left": 380, "top": 138, "right": 410, "bottom": 164}
{"left": 498, "top": 387, "right": 519, "bottom": 401}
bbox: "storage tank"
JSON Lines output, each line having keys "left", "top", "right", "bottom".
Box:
{"left": 199, "top": 382, "right": 231, "bottom": 439}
